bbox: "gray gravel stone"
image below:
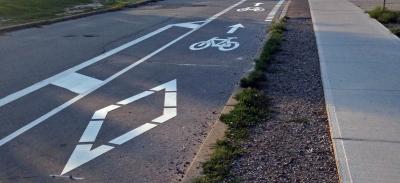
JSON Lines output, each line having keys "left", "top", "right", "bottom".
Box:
{"left": 227, "top": 0, "right": 339, "bottom": 182}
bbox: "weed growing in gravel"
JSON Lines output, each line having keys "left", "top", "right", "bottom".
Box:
{"left": 239, "top": 70, "right": 266, "bottom": 88}
{"left": 221, "top": 88, "right": 269, "bottom": 140}
{"left": 240, "top": 20, "right": 285, "bottom": 88}
{"left": 192, "top": 19, "right": 285, "bottom": 183}
{"left": 193, "top": 89, "right": 269, "bottom": 183}
{"left": 192, "top": 140, "right": 241, "bottom": 183}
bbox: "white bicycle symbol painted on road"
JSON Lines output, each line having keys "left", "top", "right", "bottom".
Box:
{"left": 189, "top": 37, "right": 240, "bottom": 51}
{"left": 236, "top": 7, "right": 265, "bottom": 12}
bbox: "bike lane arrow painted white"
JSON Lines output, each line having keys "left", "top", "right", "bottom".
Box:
{"left": 0, "top": 0, "right": 248, "bottom": 147}
{"left": 227, "top": 23, "right": 245, "bottom": 34}
{"left": 254, "top": 2, "right": 264, "bottom": 6}
{"left": 0, "top": 0, "right": 285, "bottom": 182}
{"left": 62, "top": 79, "right": 177, "bottom": 175}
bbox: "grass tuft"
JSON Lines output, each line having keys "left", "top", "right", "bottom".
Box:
{"left": 221, "top": 88, "right": 269, "bottom": 139}
{"left": 390, "top": 27, "right": 400, "bottom": 36}
{"left": 192, "top": 20, "right": 285, "bottom": 183}
{"left": 240, "top": 20, "right": 285, "bottom": 88}
{"left": 194, "top": 89, "right": 270, "bottom": 183}
{"left": 240, "top": 70, "right": 266, "bottom": 88}
{"left": 192, "top": 140, "right": 241, "bottom": 183}
{"left": 368, "top": 6, "right": 400, "bottom": 24}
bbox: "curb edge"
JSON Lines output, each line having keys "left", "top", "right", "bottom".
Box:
{"left": 181, "top": 1, "right": 291, "bottom": 182}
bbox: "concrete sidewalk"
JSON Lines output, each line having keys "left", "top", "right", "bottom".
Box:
{"left": 308, "top": 0, "right": 400, "bottom": 182}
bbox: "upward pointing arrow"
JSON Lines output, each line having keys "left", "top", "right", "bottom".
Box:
{"left": 254, "top": 2, "right": 264, "bottom": 6}
{"left": 227, "top": 24, "right": 244, "bottom": 34}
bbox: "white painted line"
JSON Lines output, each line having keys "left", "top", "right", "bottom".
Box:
{"left": 152, "top": 108, "right": 177, "bottom": 123}
{"left": 61, "top": 144, "right": 114, "bottom": 175}
{"left": 79, "top": 121, "right": 103, "bottom": 143}
{"left": 92, "top": 105, "right": 120, "bottom": 120}
{"left": 265, "top": 0, "right": 285, "bottom": 22}
{"left": 117, "top": 91, "right": 154, "bottom": 105}
{"left": 0, "top": 21, "right": 206, "bottom": 108}
{"left": 174, "top": 21, "right": 204, "bottom": 29}
{"left": 49, "top": 174, "right": 85, "bottom": 180}
{"left": 108, "top": 123, "right": 157, "bottom": 145}
{"left": 62, "top": 123, "right": 157, "bottom": 175}
{"left": 62, "top": 80, "right": 177, "bottom": 174}
{"left": 0, "top": 0, "right": 248, "bottom": 147}
{"left": 254, "top": 2, "right": 264, "bottom": 6}
{"left": 0, "top": 25, "right": 166, "bottom": 107}
{"left": 51, "top": 72, "right": 103, "bottom": 94}
{"left": 227, "top": 23, "right": 244, "bottom": 34}
{"left": 164, "top": 92, "right": 177, "bottom": 107}
{"left": 150, "top": 79, "right": 177, "bottom": 92}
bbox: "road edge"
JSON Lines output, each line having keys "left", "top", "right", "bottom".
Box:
{"left": 181, "top": 2, "right": 290, "bottom": 182}
{"left": 0, "top": 0, "right": 162, "bottom": 33}
{"left": 181, "top": 88, "right": 239, "bottom": 183}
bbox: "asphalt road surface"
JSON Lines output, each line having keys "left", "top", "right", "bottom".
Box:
{"left": 0, "top": 0, "right": 284, "bottom": 182}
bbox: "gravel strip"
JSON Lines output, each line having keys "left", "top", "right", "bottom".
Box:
{"left": 227, "top": 0, "right": 339, "bottom": 182}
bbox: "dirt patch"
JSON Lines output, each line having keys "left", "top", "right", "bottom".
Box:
{"left": 62, "top": 2, "right": 104, "bottom": 15}
{"left": 348, "top": 0, "right": 400, "bottom": 11}
{"left": 227, "top": 0, "right": 339, "bottom": 182}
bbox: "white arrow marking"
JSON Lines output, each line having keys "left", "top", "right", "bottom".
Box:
{"left": 117, "top": 91, "right": 154, "bottom": 105}
{"left": 79, "top": 121, "right": 103, "bottom": 143}
{"left": 152, "top": 108, "right": 177, "bottom": 123}
{"left": 92, "top": 105, "right": 121, "bottom": 120}
{"left": 150, "top": 79, "right": 177, "bottom": 92}
{"left": 254, "top": 2, "right": 264, "bottom": 6}
{"left": 61, "top": 80, "right": 177, "bottom": 175}
{"left": 61, "top": 144, "right": 114, "bottom": 175}
{"left": 227, "top": 24, "right": 244, "bottom": 34}
{"left": 0, "top": 1, "right": 246, "bottom": 147}
{"left": 108, "top": 123, "right": 157, "bottom": 145}
{"left": 164, "top": 92, "right": 177, "bottom": 107}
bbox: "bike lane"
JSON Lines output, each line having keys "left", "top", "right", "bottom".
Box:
{"left": 0, "top": 0, "right": 283, "bottom": 182}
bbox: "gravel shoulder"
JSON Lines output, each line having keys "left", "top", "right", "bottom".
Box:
{"left": 227, "top": 0, "right": 339, "bottom": 182}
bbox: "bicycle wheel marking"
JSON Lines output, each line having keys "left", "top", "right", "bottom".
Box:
{"left": 189, "top": 37, "right": 240, "bottom": 51}
{"left": 236, "top": 7, "right": 265, "bottom": 12}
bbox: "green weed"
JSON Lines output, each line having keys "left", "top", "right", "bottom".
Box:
{"left": 240, "top": 20, "right": 284, "bottom": 88}
{"left": 193, "top": 20, "right": 285, "bottom": 183}
{"left": 368, "top": 6, "right": 400, "bottom": 24}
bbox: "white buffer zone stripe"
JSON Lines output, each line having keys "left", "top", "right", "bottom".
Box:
{"left": 0, "top": 0, "right": 248, "bottom": 147}
{"left": 61, "top": 79, "right": 177, "bottom": 175}
{"left": 0, "top": 21, "right": 201, "bottom": 107}
{"left": 265, "top": 0, "right": 285, "bottom": 22}
{"left": 51, "top": 72, "right": 103, "bottom": 94}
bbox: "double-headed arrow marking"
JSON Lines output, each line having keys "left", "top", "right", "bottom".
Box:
{"left": 61, "top": 79, "right": 177, "bottom": 175}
